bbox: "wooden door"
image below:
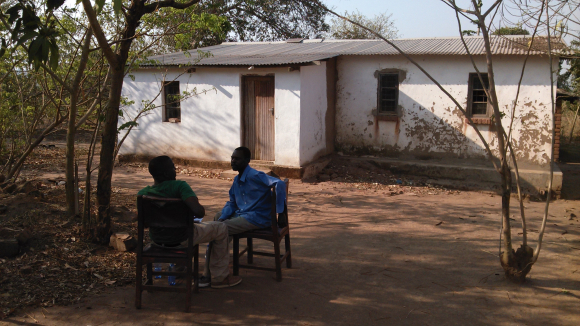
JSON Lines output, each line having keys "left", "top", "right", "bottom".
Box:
{"left": 242, "top": 76, "right": 275, "bottom": 161}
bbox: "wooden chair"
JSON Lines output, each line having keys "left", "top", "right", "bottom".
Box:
{"left": 135, "top": 195, "right": 199, "bottom": 312}
{"left": 233, "top": 179, "right": 291, "bottom": 281}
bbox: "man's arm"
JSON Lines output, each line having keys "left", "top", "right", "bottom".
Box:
{"left": 185, "top": 196, "right": 205, "bottom": 218}
{"left": 218, "top": 185, "right": 238, "bottom": 221}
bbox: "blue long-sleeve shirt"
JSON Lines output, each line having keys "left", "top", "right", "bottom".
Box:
{"left": 219, "top": 166, "right": 286, "bottom": 228}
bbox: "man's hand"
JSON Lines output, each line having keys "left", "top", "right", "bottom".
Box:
{"left": 185, "top": 196, "right": 205, "bottom": 218}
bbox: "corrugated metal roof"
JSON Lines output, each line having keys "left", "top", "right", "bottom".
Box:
{"left": 144, "top": 36, "right": 566, "bottom": 67}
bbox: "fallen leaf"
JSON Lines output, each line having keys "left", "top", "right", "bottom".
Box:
{"left": 64, "top": 263, "right": 77, "bottom": 270}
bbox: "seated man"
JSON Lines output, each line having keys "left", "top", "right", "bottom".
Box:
{"left": 202, "top": 147, "right": 286, "bottom": 285}
{"left": 138, "top": 155, "right": 241, "bottom": 289}
{"left": 217, "top": 146, "right": 286, "bottom": 234}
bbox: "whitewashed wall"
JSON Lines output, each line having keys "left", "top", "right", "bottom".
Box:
{"left": 335, "top": 55, "right": 556, "bottom": 166}
{"left": 119, "top": 67, "right": 302, "bottom": 166}
{"left": 299, "top": 63, "right": 328, "bottom": 165}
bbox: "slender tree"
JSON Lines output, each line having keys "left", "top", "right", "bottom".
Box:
{"left": 312, "top": 0, "right": 571, "bottom": 282}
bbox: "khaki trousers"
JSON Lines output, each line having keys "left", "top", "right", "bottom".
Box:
{"left": 203, "top": 213, "right": 260, "bottom": 278}
{"left": 191, "top": 221, "right": 229, "bottom": 283}
{"left": 214, "top": 212, "right": 260, "bottom": 235}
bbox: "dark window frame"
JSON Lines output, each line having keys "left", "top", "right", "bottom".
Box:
{"left": 467, "top": 73, "right": 491, "bottom": 118}
{"left": 163, "top": 81, "right": 181, "bottom": 122}
{"left": 377, "top": 73, "right": 399, "bottom": 114}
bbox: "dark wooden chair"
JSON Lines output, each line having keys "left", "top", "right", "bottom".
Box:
{"left": 135, "top": 195, "right": 199, "bottom": 312}
{"left": 233, "top": 179, "right": 291, "bottom": 281}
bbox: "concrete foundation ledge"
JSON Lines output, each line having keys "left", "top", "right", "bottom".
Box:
{"left": 117, "top": 154, "right": 332, "bottom": 180}
{"left": 347, "top": 156, "right": 562, "bottom": 197}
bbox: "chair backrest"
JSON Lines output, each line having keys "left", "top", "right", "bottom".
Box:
{"left": 270, "top": 179, "right": 289, "bottom": 229}
{"left": 137, "top": 195, "right": 193, "bottom": 228}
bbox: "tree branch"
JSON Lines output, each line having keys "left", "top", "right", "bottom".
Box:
{"left": 482, "top": 0, "right": 504, "bottom": 18}
{"left": 81, "top": 0, "right": 119, "bottom": 67}
{"left": 143, "top": 0, "right": 201, "bottom": 14}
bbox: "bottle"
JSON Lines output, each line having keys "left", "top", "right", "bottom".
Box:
{"left": 168, "top": 263, "right": 176, "bottom": 286}
{"left": 153, "top": 263, "right": 162, "bottom": 279}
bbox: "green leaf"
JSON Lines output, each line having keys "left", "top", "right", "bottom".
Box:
{"left": 41, "top": 38, "right": 50, "bottom": 63}
{"left": 113, "top": 0, "right": 123, "bottom": 16}
{"left": 28, "top": 38, "right": 43, "bottom": 61}
{"left": 46, "top": 0, "right": 66, "bottom": 11}
{"left": 10, "top": 20, "right": 22, "bottom": 41}
{"left": 129, "top": 74, "right": 135, "bottom": 81}
{"left": 6, "top": 4, "right": 22, "bottom": 24}
{"left": 94, "top": 0, "right": 106, "bottom": 14}
{"left": 118, "top": 121, "right": 138, "bottom": 131}
{"left": 49, "top": 42, "right": 59, "bottom": 70}
{"left": 15, "top": 30, "right": 38, "bottom": 48}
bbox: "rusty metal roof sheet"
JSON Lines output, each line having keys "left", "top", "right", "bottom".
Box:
{"left": 144, "top": 36, "right": 566, "bottom": 67}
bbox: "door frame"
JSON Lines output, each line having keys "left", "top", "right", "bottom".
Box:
{"left": 240, "top": 74, "right": 276, "bottom": 161}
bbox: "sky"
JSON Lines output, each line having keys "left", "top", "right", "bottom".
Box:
{"left": 322, "top": 0, "right": 484, "bottom": 38}
{"left": 322, "top": 0, "right": 579, "bottom": 42}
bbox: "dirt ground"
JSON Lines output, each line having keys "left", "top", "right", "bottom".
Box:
{"left": 1, "top": 148, "right": 580, "bottom": 325}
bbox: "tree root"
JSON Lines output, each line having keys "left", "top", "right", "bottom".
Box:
{"left": 501, "top": 244, "right": 534, "bottom": 283}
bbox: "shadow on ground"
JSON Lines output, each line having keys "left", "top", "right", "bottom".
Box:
{"left": 4, "top": 169, "right": 580, "bottom": 326}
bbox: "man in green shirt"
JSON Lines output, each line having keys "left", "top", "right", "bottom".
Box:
{"left": 138, "top": 156, "right": 241, "bottom": 288}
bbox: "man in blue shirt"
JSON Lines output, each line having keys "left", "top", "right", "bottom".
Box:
{"left": 218, "top": 146, "right": 286, "bottom": 234}
{"left": 202, "top": 147, "right": 286, "bottom": 285}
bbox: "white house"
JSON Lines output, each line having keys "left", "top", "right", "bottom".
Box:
{"left": 119, "top": 36, "right": 563, "bottom": 190}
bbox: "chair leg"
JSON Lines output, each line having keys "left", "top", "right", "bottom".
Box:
{"left": 193, "top": 245, "right": 199, "bottom": 293}
{"left": 146, "top": 263, "right": 153, "bottom": 284}
{"left": 135, "top": 260, "right": 142, "bottom": 309}
{"left": 233, "top": 236, "right": 240, "bottom": 276}
{"left": 274, "top": 240, "right": 282, "bottom": 282}
{"left": 285, "top": 233, "right": 292, "bottom": 268}
{"left": 247, "top": 238, "right": 253, "bottom": 264}
{"left": 185, "top": 259, "right": 192, "bottom": 312}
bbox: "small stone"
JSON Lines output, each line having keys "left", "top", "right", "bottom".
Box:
{"left": 331, "top": 173, "right": 338, "bottom": 179}
{"left": 569, "top": 213, "right": 577, "bottom": 220}
{"left": 109, "top": 233, "right": 137, "bottom": 252}
{"left": 0, "top": 239, "right": 20, "bottom": 258}
{"left": 57, "top": 181, "right": 66, "bottom": 186}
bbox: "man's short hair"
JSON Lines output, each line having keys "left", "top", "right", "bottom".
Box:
{"left": 234, "top": 147, "right": 251, "bottom": 160}
{"left": 148, "top": 156, "right": 173, "bottom": 179}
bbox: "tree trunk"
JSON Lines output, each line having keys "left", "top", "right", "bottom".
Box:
{"left": 66, "top": 29, "right": 93, "bottom": 215}
{"left": 478, "top": 16, "right": 533, "bottom": 282}
{"left": 94, "top": 68, "right": 124, "bottom": 243}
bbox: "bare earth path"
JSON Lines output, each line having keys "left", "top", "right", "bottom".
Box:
{"left": 2, "top": 166, "right": 579, "bottom": 326}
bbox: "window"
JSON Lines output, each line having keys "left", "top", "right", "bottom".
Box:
{"left": 378, "top": 73, "right": 399, "bottom": 113}
{"left": 468, "top": 73, "right": 490, "bottom": 117}
{"left": 163, "top": 81, "right": 181, "bottom": 122}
